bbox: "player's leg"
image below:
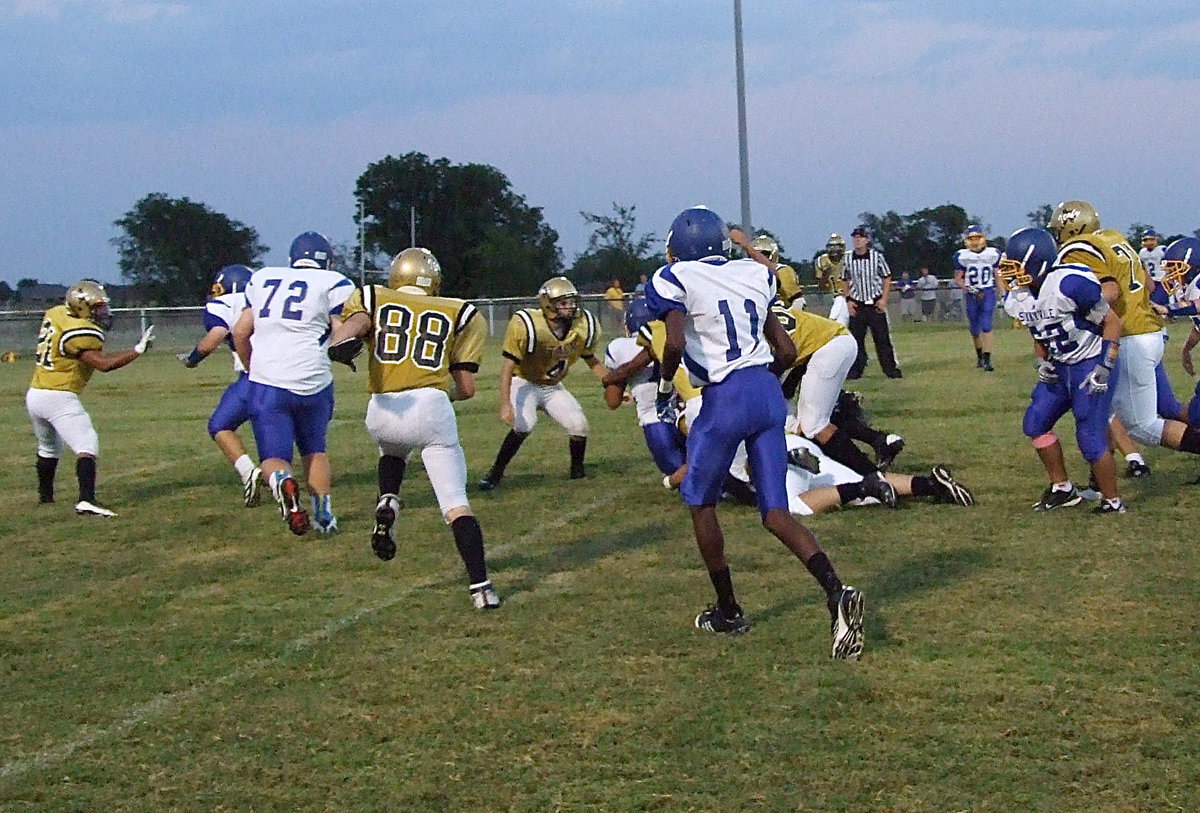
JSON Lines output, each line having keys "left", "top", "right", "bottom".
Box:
{"left": 542, "top": 384, "right": 590, "bottom": 479}
{"left": 480, "top": 377, "right": 537, "bottom": 489}
{"left": 208, "top": 375, "right": 260, "bottom": 507}
{"left": 249, "top": 383, "right": 309, "bottom": 535}
{"left": 294, "top": 384, "right": 337, "bottom": 533}
{"left": 424, "top": 435, "right": 499, "bottom": 610}
{"left": 976, "top": 289, "right": 996, "bottom": 371}
{"left": 1023, "top": 375, "right": 1077, "bottom": 510}
{"left": 1071, "top": 366, "right": 1123, "bottom": 512}
{"left": 1113, "top": 333, "right": 1168, "bottom": 448}
{"left": 365, "top": 392, "right": 420, "bottom": 560}
{"left": 642, "top": 421, "right": 687, "bottom": 476}
{"left": 26, "top": 389, "right": 63, "bottom": 505}
{"left": 38, "top": 392, "right": 110, "bottom": 516}
{"left": 1155, "top": 357, "right": 1185, "bottom": 422}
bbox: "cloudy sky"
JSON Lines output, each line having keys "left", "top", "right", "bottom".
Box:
{"left": 3, "top": 0, "right": 1198, "bottom": 288}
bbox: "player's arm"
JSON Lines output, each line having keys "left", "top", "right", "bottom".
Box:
{"left": 602, "top": 347, "right": 653, "bottom": 387}
{"left": 1182, "top": 327, "right": 1200, "bottom": 377}
{"left": 497, "top": 356, "right": 517, "bottom": 426}
{"left": 953, "top": 268, "right": 966, "bottom": 291}
{"left": 603, "top": 382, "right": 627, "bottom": 410}
{"left": 449, "top": 369, "right": 476, "bottom": 401}
{"left": 1100, "top": 280, "right": 1119, "bottom": 306}
{"left": 729, "top": 228, "right": 775, "bottom": 270}
{"left": 178, "top": 325, "right": 228, "bottom": 367}
{"left": 658, "top": 309, "right": 686, "bottom": 384}
{"left": 763, "top": 310, "right": 798, "bottom": 375}
{"left": 78, "top": 346, "right": 142, "bottom": 372}
{"left": 231, "top": 307, "right": 255, "bottom": 370}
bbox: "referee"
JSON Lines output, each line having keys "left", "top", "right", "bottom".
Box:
{"left": 840, "top": 227, "right": 902, "bottom": 379}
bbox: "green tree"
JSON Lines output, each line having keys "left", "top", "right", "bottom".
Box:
{"left": 857, "top": 204, "right": 986, "bottom": 277}
{"left": 1027, "top": 204, "right": 1055, "bottom": 229}
{"left": 112, "top": 193, "right": 267, "bottom": 305}
{"left": 0, "top": 281, "right": 13, "bottom": 304}
{"left": 569, "top": 203, "right": 663, "bottom": 288}
{"left": 355, "top": 153, "right": 561, "bottom": 297}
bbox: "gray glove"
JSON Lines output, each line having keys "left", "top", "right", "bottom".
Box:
{"left": 1036, "top": 359, "right": 1058, "bottom": 384}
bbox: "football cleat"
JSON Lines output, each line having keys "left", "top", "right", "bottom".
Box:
{"left": 862, "top": 471, "right": 898, "bottom": 509}
{"left": 1127, "top": 459, "right": 1151, "bottom": 478}
{"left": 311, "top": 495, "right": 338, "bottom": 534}
{"left": 371, "top": 494, "right": 401, "bottom": 561}
{"left": 243, "top": 466, "right": 262, "bottom": 508}
{"left": 569, "top": 463, "right": 586, "bottom": 480}
{"left": 930, "top": 465, "right": 974, "bottom": 506}
{"left": 1032, "top": 485, "right": 1082, "bottom": 511}
{"left": 982, "top": 358, "right": 994, "bottom": 372}
{"left": 276, "top": 475, "right": 310, "bottom": 535}
{"left": 831, "top": 586, "right": 865, "bottom": 661}
{"left": 477, "top": 471, "right": 502, "bottom": 491}
{"left": 74, "top": 500, "right": 116, "bottom": 517}
{"left": 787, "top": 445, "right": 822, "bottom": 474}
{"left": 1078, "top": 474, "right": 1101, "bottom": 501}
{"left": 876, "top": 434, "right": 905, "bottom": 472}
{"left": 469, "top": 581, "right": 502, "bottom": 610}
{"left": 694, "top": 606, "right": 751, "bottom": 635}
{"left": 976, "top": 357, "right": 984, "bottom": 369}
{"left": 1093, "top": 498, "right": 1127, "bottom": 515}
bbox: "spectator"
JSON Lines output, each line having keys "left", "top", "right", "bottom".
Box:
{"left": 604, "top": 278, "right": 626, "bottom": 312}
{"left": 634, "top": 273, "right": 649, "bottom": 296}
{"left": 916, "top": 266, "right": 939, "bottom": 322}
{"left": 897, "top": 271, "right": 918, "bottom": 322}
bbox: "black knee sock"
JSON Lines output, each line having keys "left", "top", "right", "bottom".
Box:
{"left": 1180, "top": 426, "right": 1200, "bottom": 455}
{"left": 975, "top": 347, "right": 983, "bottom": 360}
{"left": 843, "top": 419, "right": 887, "bottom": 453}
{"left": 835, "top": 481, "right": 868, "bottom": 504}
{"left": 451, "top": 515, "right": 489, "bottom": 585}
{"left": 910, "top": 475, "right": 938, "bottom": 498}
{"left": 378, "top": 454, "right": 407, "bottom": 496}
{"left": 568, "top": 436, "right": 587, "bottom": 471}
{"left": 721, "top": 475, "right": 758, "bottom": 505}
{"left": 708, "top": 567, "right": 741, "bottom": 618}
{"left": 804, "top": 551, "right": 844, "bottom": 601}
{"left": 76, "top": 456, "right": 97, "bottom": 503}
{"left": 490, "top": 430, "right": 527, "bottom": 477}
{"left": 818, "top": 428, "right": 878, "bottom": 476}
{"left": 36, "top": 456, "right": 58, "bottom": 503}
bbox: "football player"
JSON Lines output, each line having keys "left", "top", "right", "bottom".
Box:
{"left": 177, "top": 264, "right": 262, "bottom": 507}
{"left": 1138, "top": 229, "right": 1167, "bottom": 307}
{"left": 327, "top": 248, "right": 500, "bottom": 609}
{"left": 953, "top": 225, "right": 1001, "bottom": 371}
{"left": 999, "top": 228, "right": 1124, "bottom": 513}
{"left": 231, "top": 231, "right": 354, "bottom": 536}
{"left": 1049, "top": 201, "right": 1200, "bottom": 471}
{"left": 815, "top": 234, "right": 849, "bottom": 324}
{"left": 26, "top": 280, "right": 155, "bottom": 516}
{"left": 1159, "top": 238, "right": 1200, "bottom": 438}
{"left": 750, "top": 235, "right": 804, "bottom": 311}
{"left": 645, "top": 205, "right": 864, "bottom": 660}
{"left": 477, "top": 276, "right": 604, "bottom": 490}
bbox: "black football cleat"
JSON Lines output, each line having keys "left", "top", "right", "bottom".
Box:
{"left": 1127, "top": 460, "right": 1151, "bottom": 478}
{"left": 931, "top": 465, "right": 974, "bottom": 506}
{"left": 477, "top": 470, "right": 502, "bottom": 491}
{"left": 371, "top": 494, "right": 401, "bottom": 561}
{"left": 1032, "top": 485, "right": 1082, "bottom": 511}
{"left": 694, "top": 606, "right": 751, "bottom": 635}
{"left": 875, "top": 434, "right": 905, "bottom": 472}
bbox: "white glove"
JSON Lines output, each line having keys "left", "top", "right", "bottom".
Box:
{"left": 134, "top": 325, "right": 155, "bottom": 355}
{"left": 655, "top": 379, "right": 678, "bottom": 424}
{"left": 1036, "top": 359, "right": 1058, "bottom": 384}
{"left": 1081, "top": 364, "right": 1111, "bottom": 395}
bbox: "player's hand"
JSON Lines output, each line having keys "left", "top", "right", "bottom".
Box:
{"left": 1080, "top": 364, "right": 1110, "bottom": 395}
{"left": 1183, "top": 351, "right": 1195, "bottom": 377}
{"left": 499, "top": 401, "right": 515, "bottom": 427}
{"left": 847, "top": 300, "right": 858, "bottom": 317}
{"left": 655, "top": 380, "right": 677, "bottom": 424}
{"left": 1036, "top": 359, "right": 1058, "bottom": 384}
{"left": 1152, "top": 302, "right": 1169, "bottom": 317}
{"left": 728, "top": 227, "right": 748, "bottom": 249}
{"left": 177, "top": 352, "right": 199, "bottom": 368}
{"left": 134, "top": 325, "right": 155, "bottom": 355}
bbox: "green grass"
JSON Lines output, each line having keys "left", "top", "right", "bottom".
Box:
{"left": 1, "top": 319, "right": 1198, "bottom": 812}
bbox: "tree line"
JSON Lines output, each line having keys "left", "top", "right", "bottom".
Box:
{"left": 44, "top": 151, "right": 1197, "bottom": 306}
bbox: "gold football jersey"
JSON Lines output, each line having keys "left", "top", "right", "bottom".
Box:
{"left": 1057, "top": 229, "right": 1161, "bottom": 337}
{"left": 29, "top": 305, "right": 105, "bottom": 393}
{"left": 772, "top": 303, "right": 849, "bottom": 367}
{"left": 814, "top": 253, "right": 844, "bottom": 294}
{"left": 502, "top": 308, "right": 599, "bottom": 385}
{"left": 635, "top": 321, "right": 702, "bottom": 402}
{"left": 341, "top": 285, "right": 486, "bottom": 394}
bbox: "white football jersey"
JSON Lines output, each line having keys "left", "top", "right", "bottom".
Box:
{"left": 204, "top": 291, "right": 248, "bottom": 374}
{"left": 953, "top": 247, "right": 1000, "bottom": 290}
{"left": 1181, "top": 277, "right": 1200, "bottom": 332}
{"left": 1010, "top": 265, "right": 1110, "bottom": 365}
{"left": 645, "top": 257, "right": 777, "bottom": 386}
{"left": 1139, "top": 245, "right": 1165, "bottom": 282}
{"left": 604, "top": 336, "right": 657, "bottom": 426}
{"left": 244, "top": 265, "right": 355, "bottom": 395}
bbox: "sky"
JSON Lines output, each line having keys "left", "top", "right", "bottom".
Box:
{"left": 3, "top": 0, "right": 1199, "bottom": 288}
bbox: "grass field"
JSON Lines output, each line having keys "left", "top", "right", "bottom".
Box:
{"left": 1, "top": 317, "right": 1198, "bottom": 812}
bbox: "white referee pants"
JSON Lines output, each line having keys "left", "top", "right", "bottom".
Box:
{"left": 510, "top": 376, "right": 589, "bottom": 436}
{"left": 26, "top": 388, "right": 100, "bottom": 458}
{"left": 365, "top": 388, "right": 470, "bottom": 518}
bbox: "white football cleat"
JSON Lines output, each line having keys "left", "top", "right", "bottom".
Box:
{"left": 243, "top": 466, "right": 262, "bottom": 508}
{"left": 75, "top": 500, "right": 116, "bottom": 517}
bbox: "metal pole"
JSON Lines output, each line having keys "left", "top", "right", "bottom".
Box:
{"left": 734, "top": 0, "right": 752, "bottom": 233}
{"left": 357, "top": 199, "right": 365, "bottom": 286}
{"left": 410, "top": 206, "right": 416, "bottom": 247}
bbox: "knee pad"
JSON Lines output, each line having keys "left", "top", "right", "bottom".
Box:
{"left": 1031, "top": 432, "right": 1058, "bottom": 449}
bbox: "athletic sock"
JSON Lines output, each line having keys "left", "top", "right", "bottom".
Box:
{"left": 76, "top": 456, "right": 97, "bottom": 503}
{"left": 233, "top": 454, "right": 255, "bottom": 482}
{"left": 451, "top": 515, "right": 489, "bottom": 585}
{"left": 982, "top": 352, "right": 991, "bottom": 364}
{"left": 975, "top": 347, "right": 983, "bottom": 360}
{"left": 36, "top": 456, "right": 58, "bottom": 503}
{"left": 804, "top": 551, "right": 844, "bottom": 600}
{"left": 568, "top": 436, "right": 587, "bottom": 471}
{"left": 378, "top": 454, "right": 407, "bottom": 496}
{"left": 1179, "top": 426, "right": 1200, "bottom": 455}
{"left": 489, "top": 430, "right": 527, "bottom": 478}
{"left": 835, "top": 481, "right": 869, "bottom": 504}
{"left": 817, "top": 427, "right": 878, "bottom": 476}
{"left": 708, "top": 567, "right": 741, "bottom": 619}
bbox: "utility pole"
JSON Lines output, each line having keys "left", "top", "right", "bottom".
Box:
{"left": 734, "top": 0, "right": 752, "bottom": 233}
{"left": 357, "top": 199, "right": 365, "bottom": 285}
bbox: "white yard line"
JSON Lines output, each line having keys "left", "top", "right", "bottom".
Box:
{"left": 0, "top": 490, "right": 634, "bottom": 781}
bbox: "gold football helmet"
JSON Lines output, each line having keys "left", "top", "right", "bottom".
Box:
{"left": 826, "top": 233, "right": 846, "bottom": 261}
{"left": 1048, "top": 200, "right": 1100, "bottom": 243}
{"left": 388, "top": 247, "right": 442, "bottom": 295}
{"left": 65, "top": 279, "right": 113, "bottom": 330}
{"left": 775, "top": 264, "right": 803, "bottom": 306}
{"left": 538, "top": 276, "right": 580, "bottom": 321}
{"left": 750, "top": 235, "right": 780, "bottom": 264}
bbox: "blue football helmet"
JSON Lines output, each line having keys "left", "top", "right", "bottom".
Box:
{"left": 666, "top": 207, "right": 731, "bottom": 262}
{"left": 1161, "top": 237, "right": 1200, "bottom": 296}
{"left": 211, "top": 264, "right": 253, "bottom": 297}
{"left": 624, "top": 296, "right": 655, "bottom": 336}
{"left": 998, "top": 228, "right": 1057, "bottom": 290}
{"left": 964, "top": 224, "right": 986, "bottom": 251}
{"left": 289, "top": 231, "right": 333, "bottom": 269}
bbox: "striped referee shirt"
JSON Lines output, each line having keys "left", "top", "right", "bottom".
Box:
{"left": 840, "top": 249, "right": 891, "bottom": 304}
